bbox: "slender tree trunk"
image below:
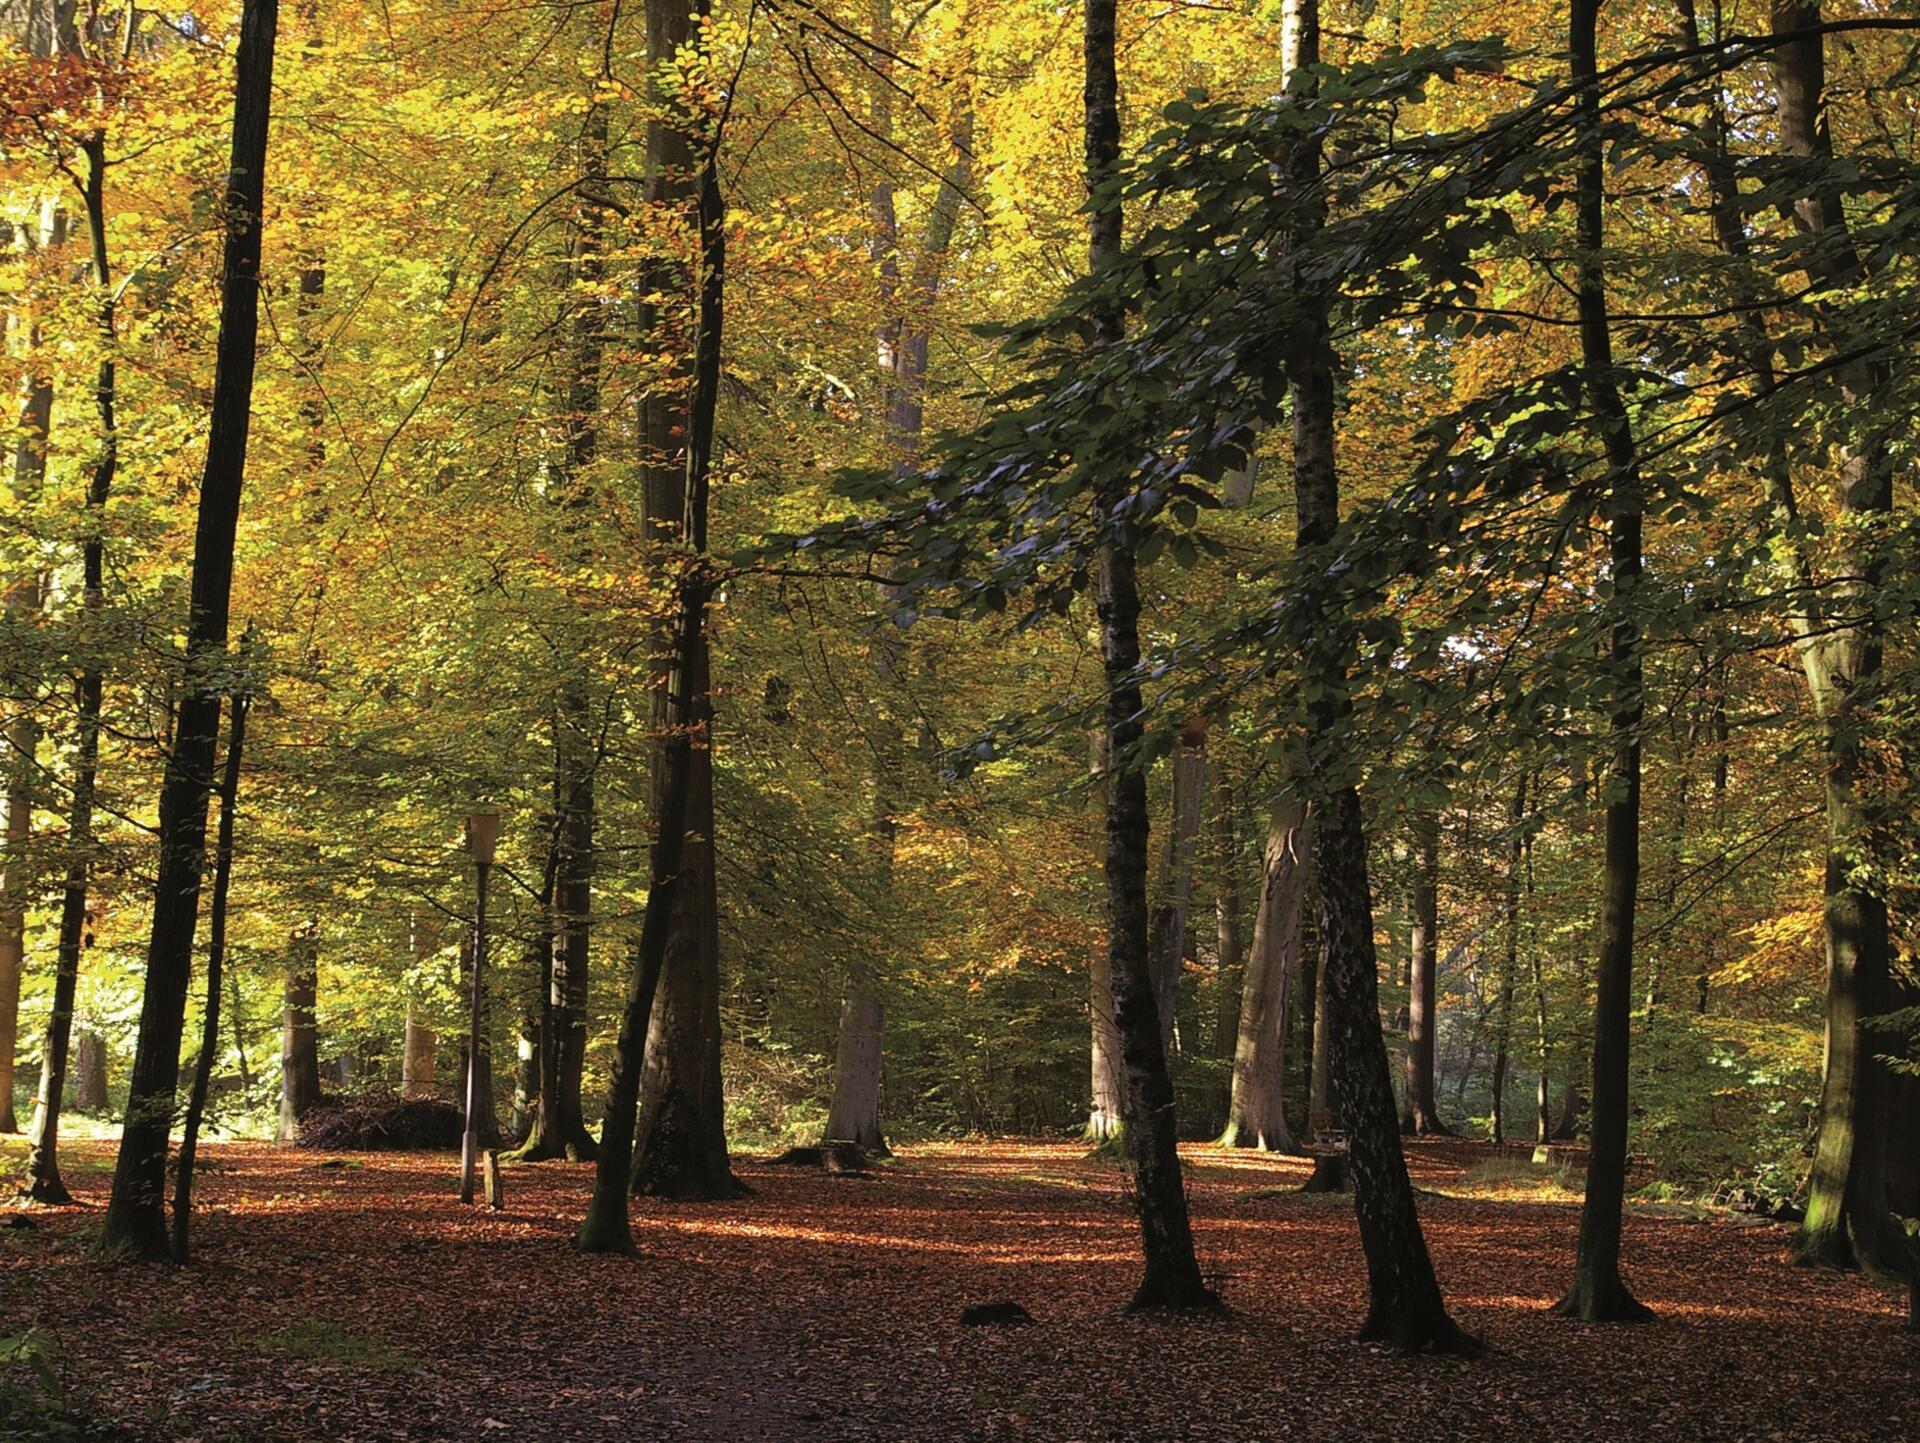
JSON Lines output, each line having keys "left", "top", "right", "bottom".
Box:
{"left": 23, "top": 130, "right": 113, "bottom": 1205}
{"left": 1219, "top": 801, "right": 1307, "bottom": 1151}
{"left": 1554, "top": 0, "right": 1652, "bottom": 1322}
{"left": 1086, "top": 726, "right": 1125, "bottom": 1142}
{"left": 579, "top": 7, "right": 726, "bottom": 1246}
{"left": 1210, "top": 765, "right": 1243, "bottom": 1072}
{"left": 0, "top": 212, "right": 63, "bottom": 1137}
{"left": 521, "top": 94, "right": 610, "bottom": 1165}
{"left": 277, "top": 927, "right": 320, "bottom": 1142}
{"left": 1490, "top": 776, "right": 1527, "bottom": 1145}
{"left": 103, "top": 0, "right": 279, "bottom": 1260}
{"left": 1147, "top": 718, "right": 1207, "bottom": 1055}
{"left": 172, "top": 692, "right": 246, "bottom": 1262}
{"left": 1282, "top": 0, "right": 1476, "bottom": 1353}
{"left": 1084, "top": 0, "right": 1215, "bottom": 1312}
{"left": 1401, "top": 810, "right": 1451, "bottom": 1135}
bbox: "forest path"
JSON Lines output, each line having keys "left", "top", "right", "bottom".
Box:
{"left": 4, "top": 1138, "right": 1910, "bottom": 1441}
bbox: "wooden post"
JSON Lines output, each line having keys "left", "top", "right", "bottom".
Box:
{"left": 483, "top": 1149, "right": 504, "bottom": 1210}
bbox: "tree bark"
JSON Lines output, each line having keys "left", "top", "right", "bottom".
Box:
{"left": 401, "top": 1009, "right": 436, "bottom": 1097}
{"left": 23, "top": 116, "right": 113, "bottom": 1204}
{"left": 103, "top": 0, "right": 279, "bottom": 1260}
{"left": 1282, "top": 0, "right": 1477, "bottom": 1353}
{"left": 1490, "top": 776, "right": 1527, "bottom": 1145}
{"left": 1147, "top": 718, "right": 1207, "bottom": 1055}
{"left": 1086, "top": 726, "right": 1125, "bottom": 1142}
{"left": 0, "top": 202, "right": 65, "bottom": 1137}
{"left": 172, "top": 692, "right": 246, "bottom": 1262}
{"left": 1553, "top": 0, "right": 1653, "bottom": 1323}
{"left": 277, "top": 930, "right": 320, "bottom": 1142}
{"left": 1401, "top": 810, "right": 1451, "bottom": 1135}
{"left": 1209, "top": 764, "right": 1243, "bottom": 1075}
{"left": 580, "top": 0, "right": 727, "bottom": 1246}
{"left": 1085, "top": 0, "right": 1215, "bottom": 1313}
{"left": 1219, "top": 800, "right": 1307, "bottom": 1151}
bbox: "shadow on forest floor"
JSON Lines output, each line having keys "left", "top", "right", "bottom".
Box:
{"left": 3, "top": 1138, "right": 1910, "bottom": 1441}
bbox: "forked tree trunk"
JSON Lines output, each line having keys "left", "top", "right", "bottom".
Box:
{"left": 1283, "top": 0, "right": 1477, "bottom": 1353}
{"left": 172, "top": 692, "right": 246, "bottom": 1262}
{"left": 1086, "top": 0, "right": 1214, "bottom": 1313}
{"left": 579, "top": 13, "right": 726, "bottom": 1248}
{"left": 1401, "top": 811, "right": 1451, "bottom": 1135}
{"left": 1554, "top": 0, "right": 1652, "bottom": 1323}
{"left": 628, "top": 0, "right": 738, "bottom": 1201}
{"left": 1219, "top": 801, "right": 1307, "bottom": 1151}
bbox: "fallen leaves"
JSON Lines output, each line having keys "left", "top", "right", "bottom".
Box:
{"left": 2, "top": 1138, "right": 1911, "bottom": 1441}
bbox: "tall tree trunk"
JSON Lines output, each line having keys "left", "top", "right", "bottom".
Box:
{"left": 277, "top": 928, "right": 320, "bottom": 1142}
{"left": 0, "top": 194, "right": 65, "bottom": 1136}
{"left": 523, "top": 93, "right": 610, "bottom": 1164}
{"left": 628, "top": 0, "right": 738, "bottom": 1201}
{"left": 103, "top": 0, "right": 279, "bottom": 1260}
{"left": 1147, "top": 718, "right": 1207, "bottom": 1054}
{"left": 1219, "top": 801, "right": 1307, "bottom": 1151}
{"left": 172, "top": 692, "right": 246, "bottom": 1262}
{"left": 1553, "top": 0, "right": 1652, "bottom": 1323}
{"left": 579, "top": 1, "right": 727, "bottom": 1247}
{"left": 1283, "top": 0, "right": 1477, "bottom": 1353}
{"left": 23, "top": 122, "right": 113, "bottom": 1205}
{"left": 1085, "top": 0, "right": 1214, "bottom": 1312}
{"left": 1748, "top": 1, "right": 1907, "bottom": 1282}
{"left": 826, "top": 26, "right": 973, "bottom": 1153}
{"left": 1490, "top": 776, "right": 1527, "bottom": 1145}
{"left": 1209, "top": 764, "right": 1243, "bottom": 1073}
{"left": 1401, "top": 810, "right": 1451, "bottom": 1134}
{"left": 1086, "top": 726, "right": 1125, "bottom": 1142}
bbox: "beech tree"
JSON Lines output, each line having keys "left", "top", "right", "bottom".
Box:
{"left": 102, "top": 0, "right": 280, "bottom": 1260}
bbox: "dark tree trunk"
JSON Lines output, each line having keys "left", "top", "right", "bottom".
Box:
{"left": 627, "top": 0, "right": 737, "bottom": 1202}
{"left": 25, "top": 116, "right": 116, "bottom": 1206}
{"left": 1086, "top": 0, "right": 1215, "bottom": 1313}
{"left": 579, "top": 10, "right": 726, "bottom": 1246}
{"left": 172, "top": 693, "right": 246, "bottom": 1262}
{"left": 103, "top": 0, "right": 278, "bottom": 1260}
{"left": 1553, "top": 0, "right": 1652, "bottom": 1323}
{"left": 1282, "top": 0, "right": 1477, "bottom": 1354}
{"left": 1401, "top": 810, "right": 1451, "bottom": 1135}
{"left": 277, "top": 929, "right": 320, "bottom": 1143}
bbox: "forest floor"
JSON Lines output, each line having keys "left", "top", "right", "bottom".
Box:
{"left": 3, "top": 1136, "right": 1913, "bottom": 1442}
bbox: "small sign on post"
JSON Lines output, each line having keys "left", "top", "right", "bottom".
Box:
{"left": 483, "top": 1149, "right": 505, "bottom": 1211}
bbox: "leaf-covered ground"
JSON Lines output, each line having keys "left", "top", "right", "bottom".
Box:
{"left": 4, "top": 1138, "right": 1912, "bottom": 1441}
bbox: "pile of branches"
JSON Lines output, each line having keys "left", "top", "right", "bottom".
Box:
{"left": 295, "top": 1088, "right": 463, "bottom": 1152}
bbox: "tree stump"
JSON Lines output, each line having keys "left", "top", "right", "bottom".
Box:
{"left": 483, "top": 1149, "right": 505, "bottom": 1210}
{"left": 1300, "top": 1148, "right": 1350, "bottom": 1194}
